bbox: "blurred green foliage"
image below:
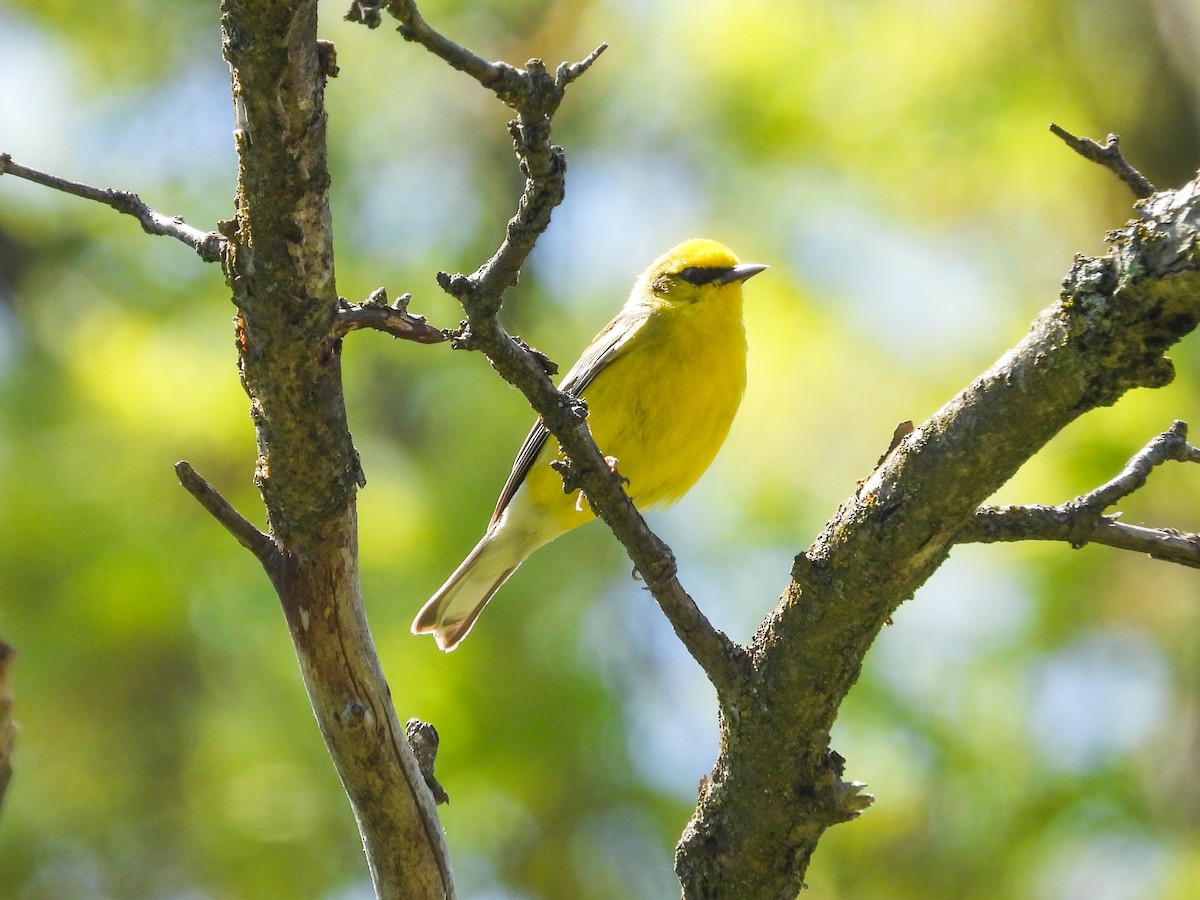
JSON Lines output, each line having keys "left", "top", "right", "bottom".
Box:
{"left": 2, "top": 0, "right": 1199, "bottom": 897}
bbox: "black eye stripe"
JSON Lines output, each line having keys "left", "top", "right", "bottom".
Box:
{"left": 677, "top": 266, "right": 728, "bottom": 285}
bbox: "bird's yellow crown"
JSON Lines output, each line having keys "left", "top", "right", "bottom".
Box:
{"left": 652, "top": 238, "right": 741, "bottom": 274}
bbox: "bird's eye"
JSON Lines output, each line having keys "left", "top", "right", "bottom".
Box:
{"left": 678, "top": 266, "right": 721, "bottom": 285}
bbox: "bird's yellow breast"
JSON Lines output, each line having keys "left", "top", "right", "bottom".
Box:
{"left": 523, "top": 284, "right": 747, "bottom": 529}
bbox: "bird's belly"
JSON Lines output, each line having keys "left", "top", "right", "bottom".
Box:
{"left": 534, "top": 348, "right": 744, "bottom": 518}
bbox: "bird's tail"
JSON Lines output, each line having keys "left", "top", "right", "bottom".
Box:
{"left": 411, "top": 531, "right": 526, "bottom": 651}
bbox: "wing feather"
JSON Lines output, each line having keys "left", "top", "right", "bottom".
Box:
{"left": 487, "top": 304, "right": 650, "bottom": 526}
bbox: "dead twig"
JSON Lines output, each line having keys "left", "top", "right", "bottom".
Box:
{"left": 175, "top": 461, "right": 279, "bottom": 568}
{"left": 320, "top": 289, "right": 447, "bottom": 362}
{"left": 961, "top": 421, "right": 1200, "bottom": 565}
{"left": 1048, "top": 125, "right": 1155, "bottom": 199}
{"left": 0, "top": 153, "right": 226, "bottom": 262}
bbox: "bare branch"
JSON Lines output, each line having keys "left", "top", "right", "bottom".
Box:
{"left": 960, "top": 421, "right": 1200, "bottom": 566}
{"left": 175, "top": 461, "right": 278, "bottom": 567}
{"left": 556, "top": 42, "right": 609, "bottom": 87}
{"left": 963, "top": 505, "right": 1200, "bottom": 567}
{"left": 385, "top": 0, "right": 510, "bottom": 92}
{"left": 220, "top": 2, "right": 454, "bottom": 892}
{"left": 1048, "top": 124, "right": 1156, "bottom": 199}
{"left": 351, "top": 0, "right": 607, "bottom": 108}
{"left": 320, "top": 289, "right": 447, "bottom": 362}
{"left": 0, "top": 153, "right": 226, "bottom": 262}
{"left": 1075, "top": 420, "right": 1200, "bottom": 510}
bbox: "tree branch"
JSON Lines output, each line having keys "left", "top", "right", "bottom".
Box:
{"left": 964, "top": 505, "right": 1200, "bottom": 567}
{"left": 320, "top": 288, "right": 447, "bottom": 363}
{"left": 175, "top": 460, "right": 279, "bottom": 567}
{"left": 348, "top": 1, "right": 607, "bottom": 109}
{"left": 1048, "top": 124, "right": 1156, "bottom": 199}
{"left": 358, "top": 0, "right": 750, "bottom": 695}
{"left": 0, "top": 153, "right": 226, "bottom": 262}
{"left": 958, "top": 420, "right": 1200, "bottom": 566}
{"left": 219, "top": 2, "right": 452, "bottom": 896}
{"left": 7, "top": 5, "right": 458, "bottom": 890}
{"left": 1072, "top": 420, "right": 1200, "bottom": 509}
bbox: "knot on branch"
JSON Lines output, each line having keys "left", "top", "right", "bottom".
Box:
{"left": 1060, "top": 168, "right": 1200, "bottom": 403}
{"left": 548, "top": 428, "right": 614, "bottom": 502}
{"left": 497, "top": 58, "right": 560, "bottom": 117}
{"left": 815, "top": 750, "right": 873, "bottom": 825}
{"left": 436, "top": 270, "right": 475, "bottom": 302}
{"left": 513, "top": 335, "right": 558, "bottom": 377}
{"left": 316, "top": 40, "right": 340, "bottom": 79}
{"left": 1062, "top": 254, "right": 1118, "bottom": 300}
{"left": 405, "top": 718, "right": 450, "bottom": 805}
{"left": 1136, "top": 182, "right": 1200, "bottom": 271}
{"left": 790, "top": 549, "right": 829, "bottom": 586}
{"left": 549, "top": 457, "right": 583, "bottom": 495}
{"left": 1059, "top": 500, "right": 1110, "bottom": 549}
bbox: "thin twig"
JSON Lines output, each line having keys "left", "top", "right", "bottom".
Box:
{"left": 1075, "top": 420, "right": 1200, "bottom": 510}
{"left": 1048, "top": 125, "right": 1155, "bottom": 199}
{"left": 961, "top": 421, "right": 1200, "bottom": 565}
{"left": 358, "top": 1, "right": 607, "bottom": 111}
{"left": 387, "top": 0, "right": 509, "bottom": 91}
{"left": 964, "top": 506, "right": 1200, "bottom": 568}
{"left": 0, "top": 154, "right": 226, "bottom": 262}
{"left": 556, "top": 42, "right": 609, "bottom": 87}
{"left": 175, "top": 461, "right": 279, "bottom": 567}
{"left": 321, "top": 289, "right": 447, "bottom": 362}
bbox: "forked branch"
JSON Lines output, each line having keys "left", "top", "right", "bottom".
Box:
{"left": 960, "top": 421, "right": 1200, "bottom": 566}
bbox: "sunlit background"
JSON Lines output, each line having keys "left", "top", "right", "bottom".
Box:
{"left": 2, "top": 0, "right": 1199, "bottom": 897}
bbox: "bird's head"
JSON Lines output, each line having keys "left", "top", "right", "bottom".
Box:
{"left": 642, "top": 238, "right": 768, "bottom": 301}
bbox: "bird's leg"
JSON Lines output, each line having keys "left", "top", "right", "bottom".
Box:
{"left": 552, "top": 455, "right": 630, "bottom": 512}
{"left": 573, "top": 455, "right": 629, "bottom": 512}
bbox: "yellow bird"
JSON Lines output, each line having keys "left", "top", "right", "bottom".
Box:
{"left": 413, "top": 238, "right": 766, "bottom": 650}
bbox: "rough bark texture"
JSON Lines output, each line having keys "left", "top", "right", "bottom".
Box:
{"left": 220, "top": 2, "right": 451, "bottom": 896}
{"left": 675, "top": 178, "right": 1200, "bottom": 897}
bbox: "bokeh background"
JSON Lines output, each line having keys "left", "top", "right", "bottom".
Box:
{"left": 2, "top": 0, "right": 1199, "bottom": 897}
